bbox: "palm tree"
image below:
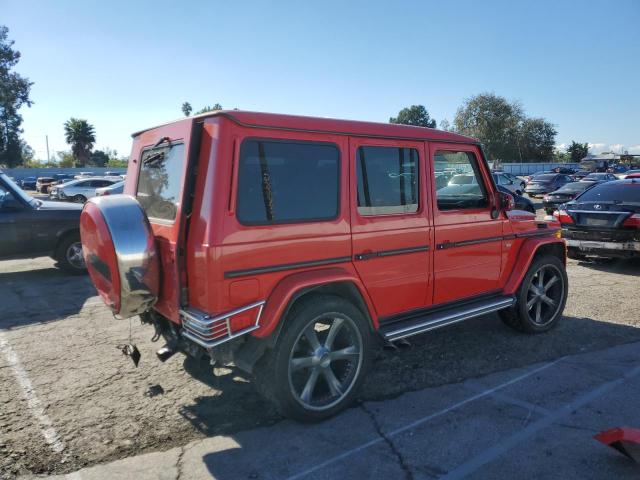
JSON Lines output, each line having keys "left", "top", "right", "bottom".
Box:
{"left": 64, "top": 118, "right": 96, "bottom": 166}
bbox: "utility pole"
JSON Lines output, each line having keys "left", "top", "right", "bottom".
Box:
{"left": 45, "top": 135, "right": 50, "bottom": 162}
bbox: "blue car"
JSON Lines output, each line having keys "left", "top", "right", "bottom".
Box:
{"left": 19, "top": 176, "right": 37, "bottom": 190}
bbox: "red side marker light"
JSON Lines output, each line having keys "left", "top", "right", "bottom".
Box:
{"left": 594, "top": 427, "right": 640, "bottom": 463}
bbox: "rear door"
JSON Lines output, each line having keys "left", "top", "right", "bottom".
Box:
{"left": 124, "top": 119, "right": 197, "bottom": 321}
{"left": 349, "top": 137, "right": 431, "bottom": 318}
{"left": 429, "top": 144, "right": 503, "bottom": 305}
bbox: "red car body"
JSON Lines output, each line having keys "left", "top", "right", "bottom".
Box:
{"left": 81, "top": 111, "right": 568, "bottom": 420}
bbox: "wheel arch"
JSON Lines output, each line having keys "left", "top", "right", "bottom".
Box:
{"left": 254, "top": 267, "right": 378, "bottom": 347}
{"left": 503, "top": 237, "right": 566, "bottom": 295}
{"left": 54, "top": 228, "right": 81, "bottom": 258}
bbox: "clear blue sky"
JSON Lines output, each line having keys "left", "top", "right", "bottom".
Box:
{"left": 4, "top": 0, "right": 640, "bottom": 160}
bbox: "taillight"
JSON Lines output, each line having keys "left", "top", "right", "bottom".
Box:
{"left": 623, "top": 214, "right": 640, "bottom": 228}
{"left": 553, "top": 209, "right": 574, "bottom": 224}
{"left": 102, "top": 190, "right": 110, "bottom": 196}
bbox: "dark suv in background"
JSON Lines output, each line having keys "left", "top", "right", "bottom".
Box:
{"left": 0, "top": 171, "right": 86, "bottom": 273}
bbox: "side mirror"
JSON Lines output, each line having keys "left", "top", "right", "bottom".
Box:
{"left": 499, "top": 191, "right": 515, "bottom": 211}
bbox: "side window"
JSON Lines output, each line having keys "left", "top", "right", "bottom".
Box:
{"left": 435, "top": 150, "right": 488, "bottom": 210}
{"left": 356, "top": 146, "right": 419, "bottom": 216}
{"left": 237, "top": 139, "right": 339, "bottom": 225}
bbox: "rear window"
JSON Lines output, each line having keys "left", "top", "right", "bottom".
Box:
{"left": 136, "top": 142, "right": 185, "bottom": 221}
{"left": 534, "top": 174, "right": 556, "bottom": 181}
{"left": 356, "top": 146, "right": 419, "bottom": 215}
{"left": 557, "top": 182, "right": 590, "bottom": 193}
{"left": 576, "top": 181, "right": 640, "bottom": 203}
{"left": 237, "top": 139, "right": 339, "bottom": 225}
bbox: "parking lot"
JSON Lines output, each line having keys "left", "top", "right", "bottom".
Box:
{"left": 1, "top": 245, "right": 639, "bottom": 478}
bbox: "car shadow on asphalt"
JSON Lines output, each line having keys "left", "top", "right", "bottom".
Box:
{"left": 0, "top": 266, "right": 96, "bottom": 329}
{"left": 574, "top": 257, "right": 640, "bottom": 276}
{"left": 176, "top": 314, "right": 640, "bottom": 449}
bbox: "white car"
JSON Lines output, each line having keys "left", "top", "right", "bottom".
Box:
{"left": 493, "top": 172, "right": 524, "bottom": 195}
{"left": 51, "top": 177, "right": 119, "bottom": 203}
{"left": 95, "top": 180, "right": 124, "bottom": 196}
{"left": 73, "top": 171, "right": 95, "bottom": 179}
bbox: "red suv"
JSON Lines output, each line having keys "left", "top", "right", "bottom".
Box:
{"left": 80, "top": 111, "right": 568, "bottom": 421}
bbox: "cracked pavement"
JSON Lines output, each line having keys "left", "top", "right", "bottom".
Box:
{"left": 1, "top": 255, "right": 639, "bottom": 479}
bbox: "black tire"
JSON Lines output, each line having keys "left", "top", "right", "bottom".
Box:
{"left": 72, "top": 194, "right": 87, "bottom": 203}
{"left": 56, "top": 233, "right": 87, "bottom": 274}
{"left": 500, "top": 255, "right": 567, "bottom": 333}
{"left": 253, "top": 294, "right": 372, "bottom": 422}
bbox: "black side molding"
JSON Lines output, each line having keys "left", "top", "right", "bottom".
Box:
{"left": 225, "top": 256, "right": 351, "bottom": 279}
{"left": 354, "top": 245, "right": 429, "bottom": 261}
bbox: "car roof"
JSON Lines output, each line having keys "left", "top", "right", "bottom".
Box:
{"left": 133, "top": 110, "right": 478, "bottom": 144}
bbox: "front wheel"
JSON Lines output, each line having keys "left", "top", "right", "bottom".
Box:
{"left": 254, "top": 295, "right": 372, "bottom": 422}
{"left": 500, "top": 255, "right": 568, "bottom": 333}
{"left": 56, "top": 234, "right": 87, "bottom": 274}
{"left": 72, "top": 194, "right": 87, "bottom": 203}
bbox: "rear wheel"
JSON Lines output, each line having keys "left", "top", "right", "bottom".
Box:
{"left": 72, "top": 194, "right": 87, "bottom": 203}
{"left": 500, "top": 255, "right": 567, "bottom": 333}
{"left": 56, "top": 234, "right": 87, "bottom": 274}
{"left": 254, "top": 295, "right": 371, "bottom": 422}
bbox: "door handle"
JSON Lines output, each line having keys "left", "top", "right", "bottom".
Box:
{"left": 354, "top": 251, "right": 378, "bottom": 261}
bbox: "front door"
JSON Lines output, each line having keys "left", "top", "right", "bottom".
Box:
{"left": 429, "top": 144, "right": 503, "bottom": 305}
{"left": 0, "top": 182, "right": 33, "bottom": 257}
{"left": 349, "top": 137, "right": 432, "bottom": 319}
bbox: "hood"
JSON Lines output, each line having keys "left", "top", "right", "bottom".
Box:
{"left": 37, "top": 200, "right": 83, "bottom": 211}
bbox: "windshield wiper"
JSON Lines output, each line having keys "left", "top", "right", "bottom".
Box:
{"left": 143, "top": 151, "right": 165, "bottom": 167}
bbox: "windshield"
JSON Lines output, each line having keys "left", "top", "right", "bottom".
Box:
{"left": 575, "top": 181, "right": 640, "bottom": 203}
{"left": 556, "top": 182, "right": 590, "bottom": 193}
{"left": 534, "top": 174, "right": 556, "bottom": 181}
{"left": 0, "top": 173, "right": 35, "bottom": 206}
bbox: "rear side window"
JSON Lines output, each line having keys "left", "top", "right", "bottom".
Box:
{"left": 237, "top": 139, "right": 340, "bottom": 225}
{"left": 136, "top": 142, "right": 185, "bottom": 221}
{"left": 435, "top": 151, "right": 488, "bottom": 210}
{"left": 356, "top": 146, "right": 419, "bottom": 215}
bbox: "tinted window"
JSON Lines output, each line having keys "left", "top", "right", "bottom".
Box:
{"left": 237, "top": 139, "right": 339, "bottom": 224}
{"left": 435, "top": 151, "right": 488, "bottom": 210}
{"left": 356, "top": 146, "right": 419, "bottom": 215}
{"left": 136, "top": 142, "right": 185, "bottom": 221}
{"left": 535, "top": 174, "right": 557, "bottom": 181}
{"left": 575, "top": 182, "right": 640, "bottom": 203}
{"left": 557, "top": 182, "right": 590, "bottom": 193}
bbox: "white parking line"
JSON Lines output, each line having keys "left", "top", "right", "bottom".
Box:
{"left": 0, "top": 333, "right": 65, "bottom": 454}
{"left": 287, "top": 359, "right": 561, "bottom": 480}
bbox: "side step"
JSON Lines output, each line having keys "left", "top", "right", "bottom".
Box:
{"left": 380, "top": 295, "right": 515, "bottom": 342}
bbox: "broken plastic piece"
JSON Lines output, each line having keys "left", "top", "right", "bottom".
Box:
{"left": 594, "top": 427, "right": 640, "bottom": 463}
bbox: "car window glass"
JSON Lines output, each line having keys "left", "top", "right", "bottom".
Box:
{"left": 356, "top": 146, "right": 419, "bottom": 216}
{"left": 237, "top": 139, "right": 339, "bottom": 224}
{"left": 137, "top": 142, "right": 185, "bottom": 221}
{"left": 435, "top": 151, "right": 488, "bottom": 210}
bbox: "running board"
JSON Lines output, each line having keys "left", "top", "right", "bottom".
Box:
{"left": 380, "top": 295, "right": 515, "bottom": 342}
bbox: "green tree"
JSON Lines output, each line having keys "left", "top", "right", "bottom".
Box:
{"left": 0, "top": 26, "right": 33, "bottom": 167}
{"left": 518, "top": 118, "right": 557, "bottom": 161}
{"left": 566, "top": 141, "right": 589, "bottom": 162}
{"left": 454, "top": 93, "right": 523, "bottom": 161}
{"left": 439, "top": 119, "right": 453, "bottom": 132}
{"left": 64, "top": 118, "right": 96, "bottom": 166}
{"left": 196, "top": 103, "right": 223, "bottom": 114}
{"left": 389, "top": 105, "right": 436, "bottom": 128}
{"left": 182, "top": 102, "right": 192, "bottom": 117}
{"left": 57, "top": 150, "right": 75, "bottom": 168}
{"left": 89, "top": 149, "right": 109, "bottom": 167}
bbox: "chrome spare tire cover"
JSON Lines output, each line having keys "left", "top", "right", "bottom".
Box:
{"left": 80, "top": 195, "right": 159, "bottom": 319}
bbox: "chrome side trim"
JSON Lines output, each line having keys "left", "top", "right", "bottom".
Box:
{"left": 383, "top": 297, "right": 515, "bottom": 341}
{"left": 180, "top": 301, "right": 265, "bottom": 349}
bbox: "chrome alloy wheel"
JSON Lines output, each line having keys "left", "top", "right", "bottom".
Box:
{"left": 526, "top": 264, "right": 564, "bottom": 326}
{"left": 66, "top": 242, "right": 86, "bottom": 269}
{"left": 288, "top": 315, "right": 363, "bottom": 411}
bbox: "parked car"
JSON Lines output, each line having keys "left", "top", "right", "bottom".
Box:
{"left": 79, "top": 111, "right": 567, "bottom": 422}
{"left": 555, "top": 179, "right": 640, "bottom": 259}
{"left": 0, "top": 171, "right": 86, "bottom": 273}
{"left": 497, "top": 185, "right": 535, "bottom": 214}
{"left": 551, "top": 167, "right": 576, "bottom": 175}
{"left": 103, "top": 171, "right": 125, "bottom": 178}
{"left": 626, "top": 173, "right": 640, "bottom": 179}
{"left": 74, "top": 171, "right": 95, "bottom": 179}
{"left": 19, "top": 176, "right": 37, "bottom": 190}
{"left": 618, "top": 169, "right": 640, "bottom": 179}
{"left": 571, "top": 170, "right": 591, "bottom": 181}
{"left": 493, "top": 172, "right": 524, "bottom": 195}
{"left": 526, "top": 170, "right": 555, "bottom": 183}
{"left": 542, "top": 181, "right": 600, "bottom": 214}
{"left": 524, "top": 173, "right": 573, "bottom": 197}
{"left": 580, "top": 172, "right": 617, "bottom": 184}
{"left": 95, "top": 180, "right": 124, "bottom": 196}
{"left": 36, "top": 177, "right": 56, "bottom": 194}
{"left": 51, "top": 177, "right": 119, "bottom": 203}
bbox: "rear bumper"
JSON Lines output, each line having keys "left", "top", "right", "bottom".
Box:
{"left": 566, "top": 239, "right": 640, "bottom": 254}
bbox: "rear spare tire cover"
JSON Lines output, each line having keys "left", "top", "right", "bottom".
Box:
{"left": 80, "top": 195, "right": 159, "bottom": 319}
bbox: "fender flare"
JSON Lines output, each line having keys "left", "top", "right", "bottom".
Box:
{"left": 252, "top": 266, "right": 378, "bottom": 340}
{"left": 503, "top": 237, "right": 566, "bottom": 295}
